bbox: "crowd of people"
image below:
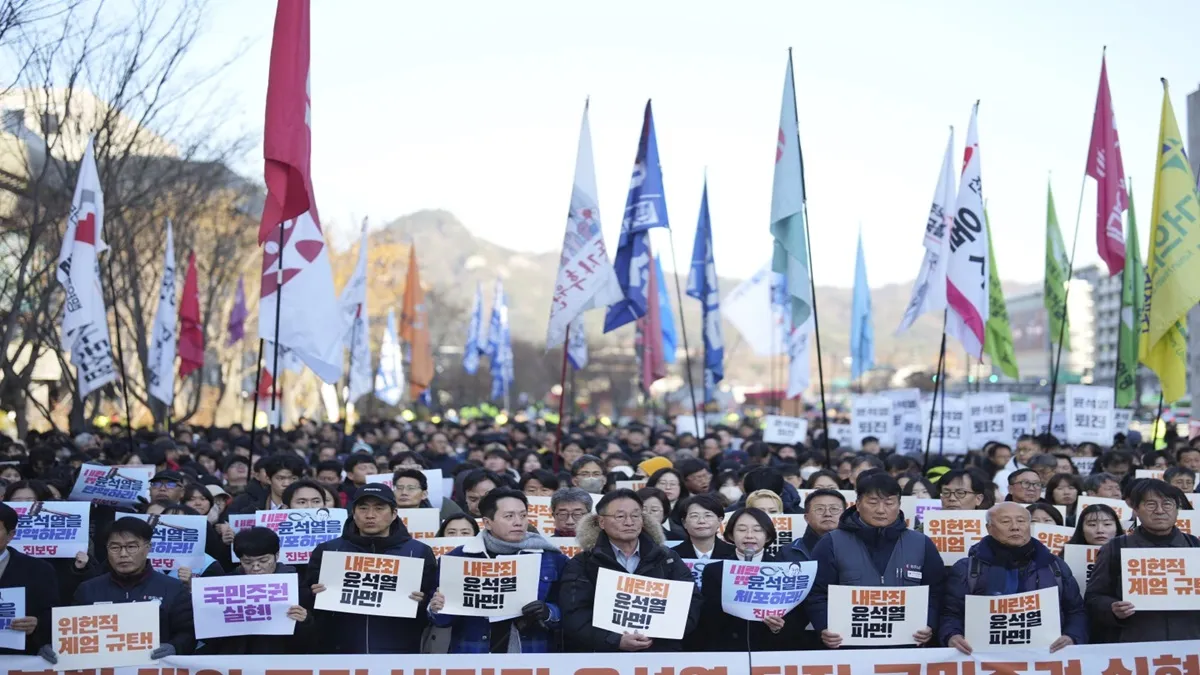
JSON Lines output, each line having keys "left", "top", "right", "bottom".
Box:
{"left": 0, "top": 414, "right": 1198, "bottom": 659}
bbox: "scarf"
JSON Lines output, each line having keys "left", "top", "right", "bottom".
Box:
{"left": 985, "top": 536, "right": 1038, "bottom": 569}
{"left": 482, "top": 530, "right": 560, "bottom": 555}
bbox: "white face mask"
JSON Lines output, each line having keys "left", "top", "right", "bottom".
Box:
{"left": 720, "top": 486, "right": 744, "bottom": 502}
{"left": 800, "top": 466, "right": 820, "bottom": 480}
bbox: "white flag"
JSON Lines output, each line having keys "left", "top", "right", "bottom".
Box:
{"left": 945, "top": 103, "right": 988, "bottom": 357}
{"left": 567, "top": 315, "right": 588, "bottom": 370}
{"left": 787, "top": 320, "right": 812, "bottom": 399}
{"left": 722, "top": 264, "right": 790, "bottom": 357}
{"left": 56, "top": 138, "right": 116, "bottom": 398}
{"left": 897, "top": 128, "right": 956, "bottom": 334}
{"left": 374, "top": 309, "right": 404, "bottom": 406}
{"left": 546, "top": 101, "right": 622, "bottom": 350}
{"left": 339, "top": 222, "right": 371, "bottom": 402}
{"left": 146, "top": 220, "right": 178, "bottom": 405}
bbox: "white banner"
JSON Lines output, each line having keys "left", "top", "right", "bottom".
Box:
{"left": 68, "top": 464, "right": 152, "bottom": 507}
{"left": 920, "top": 397, "right": 968, "bottom": 455}
{"left": 763, "top": 415, "right": 808, "bottom": 445}
{"left": 719, "top": 560, "right": 816, "bottom": 621}
{"left": 851, "top": 395, "right": 894, "bottom": 449}
{"left": 146, "top": 219, "right": 178, "bottom": 406}
{"left": 1066, "top": 384, "right": 1114, "bottom": 445}
{"left": 51, "top": 600, "right": 159, "bottom": 669}
{"left": 1122, "top": 548, "right": 1200, "bottom": 611}
{"left": 439, "top": 554, "right": 541, "bottom": 618}
{"left": 964, "top": 587, "right": 1060, "bottom": 651}
{"left": 764, "top": 513, "right": 807, "bottom": 558}
{"left": 120, "top": 513, "right": 207, "bottom": 573}
{"left": 256, "top": 508, "right": 347, "bottom": 566}
{"left": 192, "top": 573, "right": 298, "bottom": 639}
{"left": 315, "top": 551, "right": 423, "bottom": 618}
{"left": 827, "top": 585, "right": 929, "bottom": 647}
{"left": 396, "top": 508, "right": 441, "bottom": 540}
{"left": 592, "top": 567, "right": 694, "bottom": 640}
{"left": 7, "top": 500, "right": 89, "bottom": 559}
{"left": 967, "top": 392, "right": 1011, "bottom": 449}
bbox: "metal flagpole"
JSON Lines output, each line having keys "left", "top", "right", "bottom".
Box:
{"left": 249, "top": 338, "right": 263, "bottom": 450}
{"left": 268, "top": 222, "right": 286, "bottom": 433}
{"left": 924, "top": 310, "right": 948, "bottom": 466}
{"left": 553, "top": 325, "right": 570, "bottom": 473}
{"left": 666, "top": 229, "right": 703, "bottom": 429}
{"left": 1047, "top": 171, "right": 1092, "bottom": 428}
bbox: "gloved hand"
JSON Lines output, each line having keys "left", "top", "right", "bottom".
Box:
{"left": 520, "top": 600, "right": 550, "bottom": 622}
{"left": 151, "top": 643, "right": 176, "bottom": 660}
{"left": 37, "top": 644, "right": 57, "bottom": 664}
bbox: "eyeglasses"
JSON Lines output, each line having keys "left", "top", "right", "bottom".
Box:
{"left": 600, "top": 511, "right": 643, "bottom": 523}
{"left": 555, "top": 510, "right": 588, "bottom": 521}
{"left": 240, "top": 555, "right": 276, "bottom": 570}
{"left": 685, "top": 512, "right": 719, "bottom": 523}
{"left": 1012, "top": 481, "right": 1044, "bottom": 490}
{"left": 942, "top": 490, "right": 976, "bottom": 500}
{"left": 106, "top": 543, "right": 145, "bottom": 555}
{"left": 1142, "top": 501, "right": 1178, "bottom": 513}
{"left": 809, "top": 506, "right": 844, "bottom": 516}
{"left": 151, "top": 481, "right": 180, "bottom": 489}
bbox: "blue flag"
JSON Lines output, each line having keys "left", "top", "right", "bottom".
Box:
{"left": 654, "top": 256, "right": 677, "bottom": 364}
{"left": 373, "top": 309, "right": 403, "bottom": 406}
{"left": 686, "top": 180, "right": 724, "bottom": 402}
{"left": 604, "top": 100, "right": 670, "bottom": 333}
{"left": 487, "top": 279, "right": 514, "bottom": 400}
{"left": 850, "top": 230, "right": 874, "bottom": 380}
{"left": 463, "top": 282, "right": 483, "bottom": 374}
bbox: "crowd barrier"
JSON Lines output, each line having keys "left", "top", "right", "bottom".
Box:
{"left": 2, "top": 639, "right": 1198, "bottom": 675}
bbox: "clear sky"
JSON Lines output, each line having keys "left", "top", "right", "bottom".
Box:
{"left": 195, "top": 0, "right": 1200, "bottom": 288}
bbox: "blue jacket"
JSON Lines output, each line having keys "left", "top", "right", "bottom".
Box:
{"left": 304, "top": 517, "right": 437, "bottom": 654}
{"left": 940, "top": 536, "right": 1087, "bottom": 647}
{"left": 430, "top": 534, "right": 568, "bottom": 653}
{"left": 74, "top": 567, "right": 194, "bottom": 654}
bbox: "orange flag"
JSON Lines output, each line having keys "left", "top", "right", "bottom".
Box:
{"left": 401, "top": 246, "right": 433, "bottom": 400}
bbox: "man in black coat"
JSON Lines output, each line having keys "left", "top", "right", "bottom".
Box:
{"left": 0, "top": 503, "right": 60, "bottom": 656}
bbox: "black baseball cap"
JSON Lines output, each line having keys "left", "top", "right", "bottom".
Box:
{"left": 351, "top": 483, "right": 396, "bottom": 508}
{"left": 151, "top": 470, "right": 184, "bottom": 484}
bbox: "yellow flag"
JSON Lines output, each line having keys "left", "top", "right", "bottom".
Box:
{"left": 1140, "top": 81, "right": 1200, "bottom": 402}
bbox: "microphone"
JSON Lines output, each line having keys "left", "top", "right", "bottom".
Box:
{"left": 742, "top": 546, "right": 757, "bottom": 562}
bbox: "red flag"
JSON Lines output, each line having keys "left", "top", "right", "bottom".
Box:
{"left": 1086, "top": 52, "right": 1127, "bottom": 276}
{"left": 178, "top": 252, "right": 205, "bottom": 378}
{"left": 638, "top": 250, "right": 667, "bottom": 390}
{"left": 260, "top": 0, "right": 318, "bottom": 243}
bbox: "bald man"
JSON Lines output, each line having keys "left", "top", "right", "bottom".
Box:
{"left": 938, "top": 502, "right": 1087, "bottom": 653}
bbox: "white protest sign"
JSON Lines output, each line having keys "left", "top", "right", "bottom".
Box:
{"left": 965, "top": 587, "right": 1060, "bottom": 650}
{"left": 1072, "top": 456, "right": 1097, "bottom": 475}
{"left": 681, "top": 558, "right": 710, "bottom": 589}
{"left": 397, "top": 508, "right": 441, "bottom": 540}
{"left": 881, "top": 388, "right": 921, "bottom": 426}
{"left": 68, "top": 464, "right": 152, "bottom": 507}
{"left": 592, "top": 567, "right": 694, "bottom": 639}
{"left": 827, "top": 585, "right": 929, "bottom": 646}
{"left": 0, "top": 587, "right": 25, "bottom": 650}
{"left": 256, "top": 508, "right": 348, "bottom": 566}
{"left": 675, "top": 415, "right": 705, "bottom": 437}
{"left": 1066, "top": 385, "right": 1114, "bottom": 445}
{"left": 52, "top": 600, "right": 159, "bottom": 669}
{"left": 1112, "top": 409, "right": 1134, "bottom": 439}
{"left": 894, "top": 413, "right": 924, "bottom": 455}
{"left": 423, "top": 537, "right": 474, "bottom": 558}
{"left": 439, "top": 554, "right": 541, "bottom": 618}
{"left": 828, "top": 423, "right": 855, "bottom": 449}
{"left": 315, "top": 551, "right": 423, "bottom": 618}
{"left": 1031, "top": 523, "right": 1075, "bottom": 556}
{"left": 1122, "top": 548, "right": 1200, "bottom": 611}
{"left": 1076, "top": 495, "right": 1131, "bottom": 523}
{"left": 852, "top": 395, "right": 895, "bottom": 449}
{"left": 924, "top": 510, "right": 987, "bottom": 564}
{"left": 227, "top": 513, "right": 258, "bottom": 563}
{"left": 1136, "top": 469, "right": 1166, "bottom": 481}
{"left": 614, "top": 480, "right": 647, "bottom": 493}
{"left": 1037, "top": 410, "right": 1068, "bottom": 438}
{"left": 967, "top": 392, "right": 1011, "bottom": 450}
{"left": 764, "top": 513, "right": 808, "bottom": 558}
{"left": 1010, "top": 401, "right": 1034, "bottom": 442}
{"left": 547, "top": 536, "right": 583, "bottom": 559}
{"left": 526, "top": 495, "right": 557, "bottom": 535}
{"left": 192, "top": 573, "right": 298, "bottom": 639}
{"left": 720, "top": 560, "right": 816, "bottom": 621}
{"left": 900, "top": 497, "right": 942, "bottom": 529}
{"left": 920, "top": 397, "right": 968, "bottom": 455}
{"left": 7, "top": 501, "right": 89, "bottom": 559}
{"left": 120, "top": 513, "right": 207, "bottom": 574}
{"left": 1063, "top": 544, "right": 1101, "bottom": 586}
{"left": 763, "top": 415, "right": 808, "bottom": 445}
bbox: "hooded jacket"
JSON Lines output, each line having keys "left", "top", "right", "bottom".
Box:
{"left": 940, "top": 536, "right": 1087, "bottom": 647}
{"left": 304, "top": 516, "right": 437, "bottom": 653}
{"left": 559, "top": 513, "right": 702, "bottom": 652}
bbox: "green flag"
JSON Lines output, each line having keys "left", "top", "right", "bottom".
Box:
{"left": 1116, "top": 187, "right": 1142, "bottom": 408}
{"left": 1044, "top": 184, "right": 1071, "bottom": 351}
{"left": 984, "top": 209, "right": 1019, "bottom": 379}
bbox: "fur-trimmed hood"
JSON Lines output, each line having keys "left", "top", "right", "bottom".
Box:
{"left": 575, "top": 511, "right": 666, "bottom": 550}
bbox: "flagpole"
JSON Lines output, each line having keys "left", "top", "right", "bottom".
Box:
{"left": 269, "top": 223, "right": 285, "bottom": 432}
{"left": 249, "top": 339, "right": 263, "bottom": 444}
{"left": 1153, "top": 391, "right": 1165, "bottom": 448}
{"left": 553, "top": 325, "right": 570, "bottom": 473}
{"left": 924, "top": 310, "right": 948, "bottom": 466}
{"left": 666, "top": 229, "right": 703, "bottom": 430}
{"left": 102, "top": 252, "right": 136, "bottom": 445}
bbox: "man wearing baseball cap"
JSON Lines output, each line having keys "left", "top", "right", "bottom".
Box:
{"left": 304, "top": 483, "right": 436, "bottom": 653}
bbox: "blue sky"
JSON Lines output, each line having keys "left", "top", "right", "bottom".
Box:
{"left": 194, "top": 0, "right": 1200, "bottom": 288}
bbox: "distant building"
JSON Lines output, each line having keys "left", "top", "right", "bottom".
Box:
{"left": 1005, "top": 278, "right": 1096, "bottom": 383}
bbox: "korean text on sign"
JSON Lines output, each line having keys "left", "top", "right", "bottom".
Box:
{"left": 68, "top": 463, "right": 151, "bottom": 507}
{"left": 720, "top": 560, "right": 816, "bottom": 621}
{"left": 1063, "top": 544, "right": 1101, "bottom": 586}
{"left": 964, "top": 587, "right": 1060, "bottom": 650}
{"left": 1122, "top": 548, "right": 1200, "bottom": 611}
{"left": 51, "top": 600, "right": 159, "bottom": 669}
{"left": 6, "top": 500, "right": 89, "bottom": 558}
{"left": 924, "top": 510, "right": 987, "bottom": 564}
{"left": 592, "top": 568, "right": 694, "bottom": 640}
{"left": 316, "top": 551, "right": 423, "bottom": 618}
{"left": 256, "top": 508, "right": 347, "bottom": 565}
{"left": 765, "top": 514, "right": 806, "bottom": 558}
{"left": 1032, "top": 523, "right": 1074, "bottom": 557}
{"left": 827, "top": 585, "right": 929, "bottom": 647}
{"left": 440, "top": 554, "right": 540, "bottom": 618}
{"left": 192, "top": 573, "right": 298, "bottom": 639}
{"left": 120, "top": 513, "right": 207, "bottom": 573}
{"left": 0, "top": 587, "right": 25, "bottom": 650}
{"left": 763, "top": 415, "right": 808, "bottom": 445}
{"left": 681, "top": 558, "right": 708, "bottom": 589}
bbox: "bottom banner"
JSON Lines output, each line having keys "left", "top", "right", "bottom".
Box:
{"left": 1, "top": 639, "right": 1198, "bottom": 674}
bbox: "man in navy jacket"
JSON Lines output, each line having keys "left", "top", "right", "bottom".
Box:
{"left": 0, "top": 503, "right": 59, "bottom": 656}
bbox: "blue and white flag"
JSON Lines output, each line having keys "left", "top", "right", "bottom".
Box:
{"left": 463, "top": 282, "right": 483, "bottom": 374}
{"left": 374, "top": 309, "right": 403, "bottom": 406}
{"left": 487, "top": 279, "right": 514, "bottom": 400}
{"left": 654, "top": 255, "right": 677, "bottom": 364}
{"left": 686, "top": 181, "right": 724, "bottom": 402}
{"left": 771, "top": 270, "right": 812, "bottom": 399}
{"left": 604, "top": 100, "right": 670, "bottom": 333}
{"left": 721, "top": 263, "right": 787, "bottom": 357}
{"left": 567, "top": 315, "right": 588, "bottom": 370}
{"left": 849, "top": 229, "right": 874, "bottom": 380}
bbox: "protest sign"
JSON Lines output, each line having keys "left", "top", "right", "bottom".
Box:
{"left": 681, "top": 558, "right": 709, "bottom": 589}
{"left": 367, "top": 468, "right": 445, "bottom": 506}
{"left": 424, "top": 537, "right": 475, "bottom": 558}
{"left": 315, "top": 551, "right": 423, "bottom": 618}
{"left": 526, "top": 496, "right": 556, "bottom": 535}
{"left": 1136, "top": 469, "right": 1166, "bottom": 481}
{"left": 1175, "top": 511, "right": 1200, "bottom": 536}
{"left": 720, "top": 560, "right": 816, "bottom": 621}
{"left": 1063, "top": 544, "right": 1101, "bottom": 586}
{"left": 614, "top": 480, "right": 647, "bottom": 493}
{"left": 397, "top": 508, "right": 440, "bottom": 540}
{"left": 192, "top": 573, "right": 298, "bottom": 639}
{"left": 900, "top": 497, "right": 941, "bottom": 529}
{"left": 256, "top": 508, "right": 348, "bottom": 566}
{"left": 547, "top": 536, "right": 582, "bottom": 559}
{"left": 0, "top": 587, "right": 25, "bottom": 650}
{"left": 6, "top": 500, "right": 89, "bottom": 558}
{"left": 920, "top": 397, "right": 968, "bottom": 454}
{"left": 764, "top": 514, "right": 806, "bottom": 558}
{"left": 228, "top": 513, "right": 258, "bottom": 563}
{"left": 763, "top": 415, "right": 808, "bottom": 445}
{"left": 439, "top": 554, "right": 541, "bottom": 618}
{"left": 827, "top": 585, "right": 929, "bottom": 646}
{"left": 52, "top": 600, "right": 159, "bottom": 669}
{"left": 1065, "top": 385, "right": 1114, "bottom": 445}
{"left": 851, "top": 395, "right": 894, "bottom": 449}
{"left": 675, "top": 415, "right": 705, "bottom": 437}
{"left": 1072, "top": 456, "right": 1097, "bottom": 475}
{"left": 68, "top": 464, "right": 151, "bottom": 507}
{"left": 924, "top": 510, "right": 986, "bottom": 564}
{"left": 1113, "top": 408, "right": 1134, "bottom": 438}
{"left": 1122, "top": 548, "right": 1200, "bottom": 611}
{"left": 120, "top": 513, "right": 207, "bottom": 573}
{"left": 1036, "top": 410, "right": 1068, "bottom": 437}
{"left": 967, "top": 393, "right": 1011, "bottom": 450}
{"left": 894, "top": 413, "right": 924, "bottom": 454}
{"left": 1031, "top": 523, "right": 1075, "bottom": 556}
{"left": 592, "top": 567, "right": 694, "bottom": 639}
{"left": 1010, "top": 401, "right": 1034, "bottom": 442}
{"left": 828, "top": 423, "right": 854, "bottom": 449}
{"left": 1077, "top": 495, "right": 1131, "bottom": 523}
{"left": 965, "top": 587, "right": 1060, "bottom": 650}
{"left": 881, "top": 388, "right": 921, "bottom": 423}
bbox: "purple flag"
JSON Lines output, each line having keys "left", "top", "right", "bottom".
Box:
{"left": 228, "top": 275, "right": 247, "bottom": 345}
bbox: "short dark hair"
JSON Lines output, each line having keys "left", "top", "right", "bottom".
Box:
{"left": 480, "top": 487, "right": 527, "bottom": 519}
{"left": 344, "top": 454, "right": 375, "bottom": 473}
{"left": 635, "top": 487, "right": 671, "bottom": 523}
{"left": 107, "top": 517, "right": 153, "bottom": 543}
{"left": 520, "top": 469, "right": 560, "bottom": 492}
{"left": 1178, "top": 446, "right": 1200, "bottom": 460}
{"left": 263, "top": 454, "right": 306, "bottom": 479}
{"left": 678, "top": 493, "right": 724, "bottom": 521}
{"left": 1028, "top": 454, "right": 1059, "bottom": 470}
{"left": 463, "top": 469, "right": 502, "bottom": 493}
{"left": 1044, "top": 474, "right": 1084, "bottom": 505}
{"left": 1165, "top": 466, "right": 1196, "bottom": 482}
{"left": 938, "top": 469, "right": 986, "bottom": 494}
{"left": 570, "top": 455, "right": 604, "bottom": 476}
{"left": 392, "top": 468, "right": 428, "bottom": 491}
{"left": 743, "top": 467, "right": 784, "bottom": 495}
{"left": 855, "top": 472, "right": 901, "bottom": 499}
{"left": 436, "top": 514, "right": 480, "bottom": 537}
{"left": 1008, "top": 467, "right": 1040, "bottom": 485}
{"left": 861, "top": 436, "right": 880, "bottom": 446}
{"left": 1085, "top": 472, "right": 1120, "bottom": 493}
{"left": 281, "top": 478, "right": 327, "bottom": 507}
{"left": 234, "top": 526, "right": 281, "bottom": 558}
{"left": 0, "top": 503, "right": 15, "bottom": 536}
{"left": 804, "top": 488, "right": 847, "bottom": 510}
{"left": 1128, "top": 479, "right": 1189, "bottom": 511}
{"left": 315, "top": 460, "right": 342, "bottom": 475}
{"left": 851, "top": 454, "right": 885, "bottom": 471}
{"left": 1026, "top": 503, "right": 1064, "bottom": 526}
{"left": 596, "top": 488, "right": 642, "bottom": 515}
{"left": 1068, "top": 504, "right": 1121, "bottom": 545}
{"left": 676, "top": 458, "right": 710, "bottom": 479}
{"left": 723, "top": 507, "right": 777, "bottom": 547}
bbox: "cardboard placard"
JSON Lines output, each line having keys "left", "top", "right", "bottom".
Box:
{"left": 827, "top": 585, "right": 928, "bottom": 646}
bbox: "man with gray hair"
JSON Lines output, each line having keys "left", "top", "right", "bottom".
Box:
{"left": 551, "top": 487, "right": 593, "bottom": 537}
{"left": 1085, "top": 472, "right": 1122, "bottom": 499}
